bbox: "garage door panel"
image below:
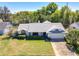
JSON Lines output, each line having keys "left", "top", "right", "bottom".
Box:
{"left": 47, "top": 33, "right": 65, "bottom": 39}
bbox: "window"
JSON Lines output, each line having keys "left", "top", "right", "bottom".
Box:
{"left": 33, "top": 32, "right": 38, "bottom": 36}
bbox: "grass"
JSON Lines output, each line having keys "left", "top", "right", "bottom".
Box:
{"left": 0, "top": 36, "right": 54, "bottom": 56}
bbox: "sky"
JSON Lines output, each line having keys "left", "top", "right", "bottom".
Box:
{"left": 0, "top": 2, "right": 79, "bottom": 13}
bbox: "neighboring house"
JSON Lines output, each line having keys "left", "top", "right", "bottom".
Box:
{"left": 0, "top": 22, "right": 12, "bottom": 35}
{"left": 70, "top": 22, "right": 79, "bottom": 29}
{"left": 18, "top": 21, "right": 67, "bottom": 39}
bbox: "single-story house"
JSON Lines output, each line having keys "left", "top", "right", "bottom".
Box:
{"left": 18, "top": 21, "right": 67, "bottom": 39}
{"left": 70, "top": 22, "right": 79, "bottom": 29}
{"left": 0, "top": 22, "right": 12, "bottom": 34}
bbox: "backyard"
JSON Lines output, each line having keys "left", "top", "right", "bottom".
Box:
{"left": 0, "top": 35, "right": 55, "bottom": 56}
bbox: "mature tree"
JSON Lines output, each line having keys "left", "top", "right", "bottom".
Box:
{"left": 33, "top": 2, "right": 58, "bottom": 22}
{"left": 60, "top": 6, "right": 71, "bottom": 27}
{"left": 0, "top": 6, "right": 11, "bottom": 22}
{"left": 69, "top": 11, "right": 77, "bottom": 24}
{"left": 11, "top": 11, "right": 33, "bottom": 25}
{"left": 46, "top": 2, "right": 58, "bottom": 15}
{"left": 40, "top": 7, "right": 47, "bottom": 15}
{"left": 75, "top": 10, "right": 79, "bottom": 22}
{"left": 37, "top": 2, "right": 58, "bottom": 15}
{"left": 51, "top": 10, "right": 61, "bottom": 22}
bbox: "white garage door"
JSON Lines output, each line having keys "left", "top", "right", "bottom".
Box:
{"left": 47, "top": 33, "right": 65, "bottom": 39}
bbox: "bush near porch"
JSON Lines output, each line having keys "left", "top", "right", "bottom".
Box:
{"left": 26, "top": 36, "right": 45, "bottom": 40}
{"left": 11, "top": 31, "right": 47, "bottom": 40}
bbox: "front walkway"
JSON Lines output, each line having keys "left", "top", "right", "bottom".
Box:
{"left": 51, "top": 42, "right": 77, "bottom": 56}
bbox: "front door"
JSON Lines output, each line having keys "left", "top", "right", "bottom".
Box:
{"left": 43, "top": 32, "right": 46, "bottom": 36}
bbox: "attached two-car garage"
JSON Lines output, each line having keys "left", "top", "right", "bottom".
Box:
{"left": 47, "top": 32, "right": 65, "bottom": 39}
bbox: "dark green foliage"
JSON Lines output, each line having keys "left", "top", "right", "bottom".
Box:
{"left": 66, "top": 29, "right": 79, "bottom": 46}
{"left": 51, "top": 10, "right": 61, "bottom": 22}
{"left": 26, "top": 36, "right": 45, "bottom": 40}
{"left": 76, "top": 47, "right": 79, "bottom": 53}
{"left": 10, "top": 2, "right": 79, "bottom": 28}
{"left": 60, "top": 6, "right": 71, "bottom": 27}
{"left": 0, "top": 2, "right": 79, "bottom": 28}
{"left": 0, "top": 6, "right": 11, "bottom": 22}
{"left": 46, "top": 2, "right": 58, "bottom": 14}
{"left": 10, "top": 2, "right": 58, "bottom": 25}
{"left": 66, "top": 29, "right": 79, "bottom": 53}
{"left": 16, "top": 35, "right": 26, "bottom": 39}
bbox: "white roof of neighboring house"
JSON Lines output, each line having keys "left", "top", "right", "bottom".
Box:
{"left": 18, "top": 21, "right": 65, "bottom": 33}
{"left": 0, "top": 22, "right": 12, "bottom": 30}
{"left": 70, "top": 22, "right": 79, "bottom": 29}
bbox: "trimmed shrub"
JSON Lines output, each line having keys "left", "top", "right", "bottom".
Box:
{"left": 26, "top": 36, "right": 45, "bottom": 40}
{"left": 76, "top": 47, "right": 79, "bottom": 53}
{"left": 17, "top": 35, "right": 26, "bottom": 39}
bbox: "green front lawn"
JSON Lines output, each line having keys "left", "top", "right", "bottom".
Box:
{"left": 0, "top": 36, "right": 54, "bottom": 56}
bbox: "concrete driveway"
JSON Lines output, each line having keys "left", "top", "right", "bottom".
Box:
{"left": 51, "top": 42, "right": 77, "bottom": 56}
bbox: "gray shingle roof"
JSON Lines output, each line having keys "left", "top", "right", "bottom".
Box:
{"left": 28, "top": 23, "right": 52, "bottom": 32}
{"left": 70, "top": 22, "right": 79, "bottom": 29}
{"left": 18, "top": 22, "right": 65, "bottom": 33}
